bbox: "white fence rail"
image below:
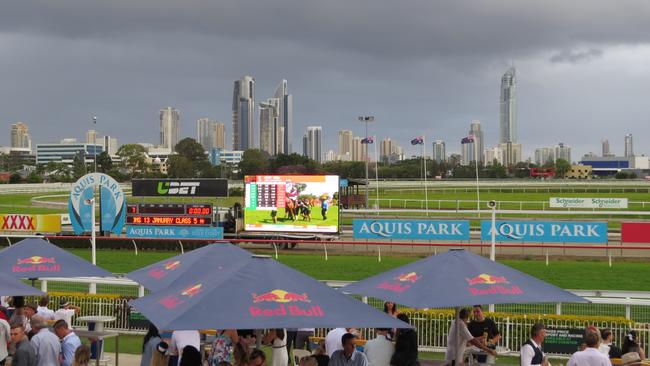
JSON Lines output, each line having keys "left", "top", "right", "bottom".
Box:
{"left": 367, "top": 198, "right": 650, "bottom": 211}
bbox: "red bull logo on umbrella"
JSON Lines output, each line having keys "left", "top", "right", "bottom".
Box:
{"left": 376, "top": 272, "right": 421, "bottom": 293}
{"left": 396, "top": 272, "right": 421, "bottom": 283}
{"left": 465, "top": 274, "right": 523, "bottom": 296}
{"left": 158, "top": 283, "right": 203, "bottom": 309}
{"left": 148, "top": 260, "right": 182, "bottom": 280}
{"left": 12, "top": 256, "right": 60, "bottom": 273}
{"left": 249, "top": 289, "right": 323, "bottom": 318}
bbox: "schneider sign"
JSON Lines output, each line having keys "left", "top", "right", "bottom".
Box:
{"left": 480, "top": 220, "right": 608, "bottom": 243}
{"left": 132, "top": 179, "right": 228, "bottom": 197}
{"left": 549, "top": 197, "right": 628, "bottom": 209}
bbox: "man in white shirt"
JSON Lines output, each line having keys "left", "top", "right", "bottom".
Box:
{"left": 326, "top": 328, "right": 351, "bottom": 357}
{"left": 445, "top": 308, "right": 495, "bottom": 365}
{"left": 36, "top": 297, "right": 55, "bottom": 321}
{"left": 520, "top": 323, "right": 549, "bottom": 366}
{"left": 567, "top": 327, "right": 611, "bottom": 366}
{"left": 364, "top": 329, "right": 394, "bottom": 366}
{"left": 53, "top": 301, "right": 80, "bottom": 326}
{"left": 169, "top": 330, "right": 201, "bottom": 366}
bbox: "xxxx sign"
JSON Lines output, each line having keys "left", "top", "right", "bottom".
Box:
{"left": 0, "top": 214, "right": 61, "bottom": 233}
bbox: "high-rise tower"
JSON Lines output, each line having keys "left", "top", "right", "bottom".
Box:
{"left": 232, "top": 76, "right": 255, "bottom": 150}
{"left": 160, "top": 107, "right": 180, "bottom": 151}
{"left": 273, "top": 80, "right": 293, "bottom": 154}
{"left": 499, "top": 67, "right": 517, "bottom": 144}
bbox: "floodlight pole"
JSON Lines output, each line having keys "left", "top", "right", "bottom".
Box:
{"left": 358, "top": 116, "right": 375, "bottom": 208}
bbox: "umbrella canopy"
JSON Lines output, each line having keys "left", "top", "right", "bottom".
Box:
{"left": 0, "top": 238, "right": 113, "bottom": 278}
{"left": 125, "top": 243, "right": 251, "bottom": 292}
{"left": 342, "top": 249, "right": 587, "bottom": 308}
{"left": 0, "top": 272, "right": 46, "bottom": 296}
{"left": 130, "top": 255, "right": 412, "bottom": 330}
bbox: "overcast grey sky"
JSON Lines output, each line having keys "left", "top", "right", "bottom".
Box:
{"left": 1, "top": 0, "right": 649, "bottom": 160}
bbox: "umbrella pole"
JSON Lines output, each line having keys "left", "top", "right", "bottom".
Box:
{"left": 454, "top": 307, "right": 462, "bottom": 364}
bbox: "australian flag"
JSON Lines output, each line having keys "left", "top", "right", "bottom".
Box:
{"left": 461, "top": 135, "right": 475, "bottom": 144}
{"left": 410, "top": 136, "right": 424, "bottom": 145}
{"left": 361, "top": 137, "right": 374, "bottom": 144}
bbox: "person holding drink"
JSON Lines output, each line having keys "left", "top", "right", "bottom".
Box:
{"left": 468, "top": 305, "right": 501, "bottom": 365}
{"left": 520, "top": 323, "right": 551, "bottom": 366}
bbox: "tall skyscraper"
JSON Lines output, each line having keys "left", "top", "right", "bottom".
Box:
{"left": 214, "top": 122, "right": 226, "bottom": 149}
{"left": 197, "top": 118, "right": 217, "bottom": 150}
{"left": 338, "top": 130, "right": 353, "bottom": 161}
{"left": 555, "top": 142, "right": 571, "bottom": 162}
{"left": 232, "top": 75, "right": 255, "bottom": 150}
{"left": 432, "top": 140, "right": 446, "bottom": 163}
{"left": 498, "top": 142, "right": 522, "bottom": 166}
{"left": 303, "top": 126, "right": 322, "bottom": 162}
{"left": 499, "top": 67, "right": 517, "bottom": 144}
{"left": 380, "top": 138, "right": 393, "bottom": 162}
{"left": 86, "top": 130, "right": 97, "bottom": 144}
{"left": 101, "top": 136, "right": 118, "bottom": 155}
{"left": 461, "top": 120, "right": 484, "bottom": 165}
{"left": 352, "top": 136, "right": 365, "bottom": 162}
{"left": 259, "top": 100, "right": 278, "bottom": 155}
{"left": 160, "top": 107, "right": 180, "bottom": 151}
{"left": 624, "top": 134, "right": 634, "bottom": 157}
{"left": 602, "top": 139, "right": 611, "bottom": 157}
{"left": 274, "top": 80, "right": 293, "bottom": 154}
{"left": 534, "top": 147, "right": 555, "bottom": 166}
{"left": 10, "top": 122, "right": 31, "bottom": 149}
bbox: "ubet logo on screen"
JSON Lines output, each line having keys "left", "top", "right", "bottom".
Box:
{"left": 157, "top": 182, "right": 200, "bottom": 195}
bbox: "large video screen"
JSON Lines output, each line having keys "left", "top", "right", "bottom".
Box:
{"left": 244, "top": 175, "right": 340, "bottom": 233}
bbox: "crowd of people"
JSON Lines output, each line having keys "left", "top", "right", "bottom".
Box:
{"left": 135, "top": 302, "right": 418, "bottom": 366}
{"left": 0, "top": 296, "right": 88, "bottom": 366}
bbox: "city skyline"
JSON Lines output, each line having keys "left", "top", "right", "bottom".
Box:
{"left": 2, "top": 1, "right": 650, "bottom": 159}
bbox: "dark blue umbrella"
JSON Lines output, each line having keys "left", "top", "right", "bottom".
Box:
{"left": 130, "top": 255, "right": 412, "bottom": 330}
{"left": 342, "top": 249, "right": 587, "bottom": 308}
{"left": 0, "top": 272, "right": 46, "bottom": 296}
{"left": 0, "top": 238, "right": 113, "bottom": 278}
{"left": 125, "top": 243, "right": 251, "bottom": 292}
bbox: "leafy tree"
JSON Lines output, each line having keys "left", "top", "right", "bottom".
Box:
{"left": 44, "top": 162, "right": 72, "bottom": 182}
{"left": 96, "top": 152, "right": 113, "bottom": 173}
{"left": 9, "top": 173, "right": 21, "bottom": 184}
{"left": 239, "top": 149, "right": 270, "bottom": 176}
{"left": 117, "top": 144, "right": 148, "bottom": 177}
{"left": 25, "top": 172, "right": 43, "bottom": 183}
{"left": 555, "top": 159, "right": 571, "bottom": 178}
{"left": 175, "top": 138, "right": 208, "bottom": 163}
{"left": 72, "top": 152, "right": 87, "bottom": 179}
{"left": 167, "top": 155, "right": 194, "bottom": 178}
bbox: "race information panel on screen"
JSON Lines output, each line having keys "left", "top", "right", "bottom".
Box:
{"left": 244, "top": 175, "right": 339, "bottom": 233}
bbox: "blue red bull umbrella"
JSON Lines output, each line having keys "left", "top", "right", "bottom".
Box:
{"left": 0, "top": 238, "right": 113, "bottom": 278}
{"left": 125, "top": 243, "right": 251, "bottom": 292}
{"left": 0, "top": 272, "right": 46, "bottom": 296}
{"left": 342, "top": 249, "right": 587, "bottom": 308}
{"left": 130, "top": 255, "right": 412, "bottom": 330}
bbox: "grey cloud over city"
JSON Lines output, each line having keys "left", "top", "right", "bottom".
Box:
{"left": 1, "top": 0, "right": 650, "bottom": 159}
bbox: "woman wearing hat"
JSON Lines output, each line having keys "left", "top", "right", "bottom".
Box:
{"left": 623, "top": 331, "right": 646, "bottom": 360}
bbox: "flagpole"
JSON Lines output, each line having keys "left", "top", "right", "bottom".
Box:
{"left": 474, "top": 137, "right": 480, "bottom": 216}
{"left": 423, "top": 136, "right": 428, "bottom": 214}
{"left": 374, "top": 135, "right": 379, "bottom": 211}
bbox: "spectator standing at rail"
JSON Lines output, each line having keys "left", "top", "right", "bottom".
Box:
{"left": 53, "top": 320, "right": 82, "bottom": 366}
{"left": 520, "top": 323, "right": 550, "bottom": 366}
{"left": 599, "top": 328, "right": 622, "bottom": 358}
{"left": 141, "top": 324, "right": 162, "bottom": 366}
{"left": 623, "top": 330, "right": 646, "bottom": 360}
{"left": 10, "top": 323, "right": 37, "bottom": 366}
{"left": 567, "top": 326, "right": 611, "bottom": 366}
{"left": 364, "top": 328, "right": 394, "bottom": 366}
{"left": 54, "top": 300, "right": 80, "bottom": 326}
{"left": 467, "top": 305, "right": 501, "bottom": 365}
{"left": 36, "top": 297, "right": 54, "bottom": 321}
{"left": 445, "top": 309, "right": 494, "bottom": 366}
{"left": 30, "top": 316, "right": 61, "bottom": 366}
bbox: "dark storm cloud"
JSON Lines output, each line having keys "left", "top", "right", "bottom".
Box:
{"left": 549, "top": 48, "right": 603, "bottom": 64}
{"left": 1, "top": 0, "right": 650, "bottom": 159}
